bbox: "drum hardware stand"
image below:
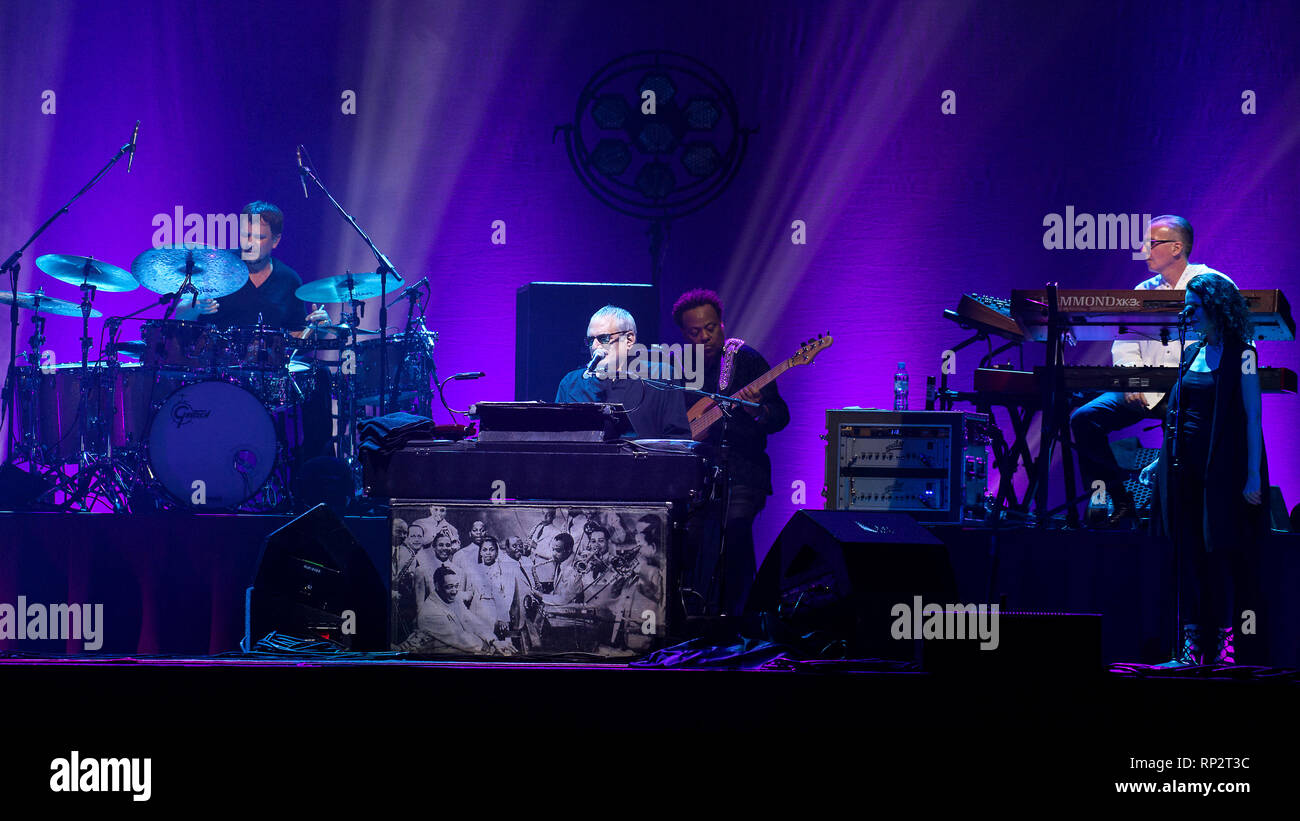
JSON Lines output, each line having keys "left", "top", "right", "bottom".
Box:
{"left": 3, "top": 300, "right": 67, "bottom": 505}
{"left": 18, "top": 301, "right": 49, "bottom": 465}
{"left": 54, "top": 281, "right": 136, "bottom": 512}
{"left": 56, "top": 296, "right": 181, "bottom": 511}
{"left": 386, "top": 278, "right": 436, "bottom": 416}
{"left": 162, "top": 252, "right": 201, "bottom": 320}
{"left": 1, "top": 124, "right": 137, "bottom": 465}
{"left": 330, "top": 276, "right": 366, "bottom": 485}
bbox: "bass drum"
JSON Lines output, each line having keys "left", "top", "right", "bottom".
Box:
{"left": 146, "top": 380, "right": 279, "bottom": 509}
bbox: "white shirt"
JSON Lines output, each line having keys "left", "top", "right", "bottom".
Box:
{"left": 1110, "top": 263, "right": 1236, "bottom": 408}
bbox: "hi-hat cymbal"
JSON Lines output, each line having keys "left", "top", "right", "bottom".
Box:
{"left": 315, "top": 322, "right": 380, "bottom": 335}
{"left": 35, "top": 254, "right": 138, "bottom": 292}
{"left": 295, "top": 271, "right": 405, "bottom": 304}
{"left": 0, "top": 291, "right": 102, "bottom": 317}
{"left": 130, "top": 243, "right": 249, "bottom": 299}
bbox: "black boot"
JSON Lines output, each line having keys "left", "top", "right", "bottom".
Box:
{"left": 1095, "top": 485, "right": 1137, "bottom": 530}
{"left": 1212, "top": 627, "right": 1234, "bottom": 665}
{"left": 1154, "top": 624, "right": 1202, "bottom": 667}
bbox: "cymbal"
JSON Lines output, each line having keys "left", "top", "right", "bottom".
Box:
{"left": 130, "top": 244, "right": 249, "bottom": 299}
{"left": 295, "top": 271, "right": 405, "bottom": 304}
{"left": 35, "top": 254, "right": 137, "bottom": 292}
{"left": 0, "top": 291, "right": 102, "bottom": 317}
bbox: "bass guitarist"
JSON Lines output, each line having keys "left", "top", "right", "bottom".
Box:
{"left": 672, "top": 288, "right": 790, "bottom": 615}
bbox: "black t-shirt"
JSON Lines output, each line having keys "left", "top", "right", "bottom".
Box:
{"left": 199, "top": 258, "right": 308, "bottom": 330}
{"left": 555, "top": 369, "right": 690, "bottom": 439}
{"left": 687, "top": 344, "right": 790, "bottom": 495}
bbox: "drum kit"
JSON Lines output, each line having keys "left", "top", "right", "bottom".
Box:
{"left": 3, "top": 245, "right": 437, "bottom": 512}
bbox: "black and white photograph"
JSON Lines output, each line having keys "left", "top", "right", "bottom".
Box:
{"left": 390, "top": 502, "right": 668, "bottom": 658}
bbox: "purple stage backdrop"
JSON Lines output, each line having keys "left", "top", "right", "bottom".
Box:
{"left": 2, "top": 1, "right": 1298, "bottom": 560}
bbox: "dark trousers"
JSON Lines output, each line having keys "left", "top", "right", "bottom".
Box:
{"left": 1170, "top": 468, "right": 1239, "bottom": 632}
{"left": 683, "top": 484, "right": 767, "bottom": 616}
{"left": 1069, "top": 392, "right": 1165, "bottom": 503}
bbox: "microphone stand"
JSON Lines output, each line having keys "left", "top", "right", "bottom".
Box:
{"left": 1166, "top": 312, "right": 1192, "bottom": 660}
{"left": 2, "top": 129, "right": 135, "bottom": 464}
{"left": 643, "top": 377, "right": 760, "bottom": 617}
{"left": 297, "top": 148, "right": 404, "bottom": 417}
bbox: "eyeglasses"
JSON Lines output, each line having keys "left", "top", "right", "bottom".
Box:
{"left": 585, "top": 331, "right": 631, "bottom": 347}
{"left": 1141, "top": 239, "right": 1179, "bottom": 248}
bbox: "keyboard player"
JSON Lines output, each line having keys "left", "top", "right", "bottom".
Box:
{"left": 1070, "top": 215, "right": 1234, "bottom": 527}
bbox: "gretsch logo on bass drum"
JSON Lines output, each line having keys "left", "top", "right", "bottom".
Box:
{"left": 171, "top": 400, "right": 212, "bottom": 428}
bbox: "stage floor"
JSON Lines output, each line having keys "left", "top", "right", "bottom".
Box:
{"left": 1, "top": 510, "right": 1295, "bottom": 805}
{"left": 0, "top": 652, "right": 1293, "bottom": 807}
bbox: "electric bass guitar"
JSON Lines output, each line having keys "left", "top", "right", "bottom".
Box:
{"left": 687, "top": 334, "right": 833, "bottom": 440}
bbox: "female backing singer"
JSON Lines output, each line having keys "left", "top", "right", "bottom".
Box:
{"left": 1140, "top": 273, "right": 1268, "bottom": 666}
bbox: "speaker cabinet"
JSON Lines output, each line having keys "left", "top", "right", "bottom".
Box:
{"left": 515, "top": 282, "right": 659, "bottom": 402}
{"left": 751, "top": 510, "right": 956, "bottom": 659}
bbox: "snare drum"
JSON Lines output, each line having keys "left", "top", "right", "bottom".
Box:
{"left": 141, "top": 319, "right": 220, "bottom": 373}
{"left": 216, "top": 325, "right": 293, "bottom": 371}
{"left": 145, "top": 380, "right": 279, "bottom": 509}
{"left": 229, "top": 360, "right": 317, "bottom": 408}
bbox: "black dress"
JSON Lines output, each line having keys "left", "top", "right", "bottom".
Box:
{"left": 1153, "top": 339, "right": 1269, "bottom": 633}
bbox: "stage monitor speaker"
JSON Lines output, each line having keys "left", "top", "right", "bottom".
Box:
{"left": 0, "top": 464, "right": 55, "bottom": 511}
{"left": 244, "top": 503, "right": 387, "bottom": 651}
{"left": 750, "top": 509, "right": 957, "bottom": 659}
{"left": 515, "top": 282, "right": 659, "bottom": 402}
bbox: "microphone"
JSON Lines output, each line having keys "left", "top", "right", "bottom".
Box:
{"left": 451, "top": 371, "right": 485, "bottom": 380}
{"left": 127, "top": 120, "right": 140, "bottom": 173}
{"left": 1177, "top": 304, "right": 1197, "bottom": 322}
{"left": 297, "top": 146, "right": 309, "bottom": 199}
{"left": 582, "top": 348, "right": 606, "bottom": 379}
{"left": 387, "top": 275, "right": 429, "bottom": 308}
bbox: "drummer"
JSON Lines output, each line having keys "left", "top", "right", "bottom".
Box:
{"left": 173, "top": 200, "right": 334, "bottom": 467}
{"left": 173, "top": 201, "right": 329, "bottom": 333}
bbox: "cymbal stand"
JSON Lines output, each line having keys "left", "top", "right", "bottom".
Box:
{"left": 19, "top": 303, "right": 48, "bottom": 463}
{"left": 2, "top": 124, "right": 135, "bottom": 465}
{"left": 388, "top": 283, "right": 434, "bottom": 415}
{"left": 60, "top": 278, "right": 133, "bottom": 512}
{"left": 333, "top": 275, "right": 364, "bottom": 479}
{"left": 163, "top": 251, "right": 200, "bottom": 320}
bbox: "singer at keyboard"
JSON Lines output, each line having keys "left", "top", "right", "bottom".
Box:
{"left": 555, "top": 305, "right": 690, "bottom": 439}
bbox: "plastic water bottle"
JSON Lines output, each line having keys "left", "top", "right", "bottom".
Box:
{"left": 893, "top": 362, "right": 909, "bottom": 410}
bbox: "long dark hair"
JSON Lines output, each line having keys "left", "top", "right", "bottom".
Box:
{"left": 1187, "top": 273, "right": 1253, "bottom": 346}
